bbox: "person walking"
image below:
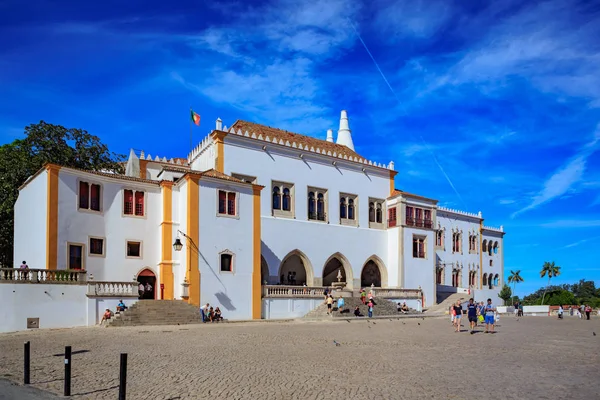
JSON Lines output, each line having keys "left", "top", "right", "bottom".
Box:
{"left": 466, "top": 298, "right": 478, "bottom": 334}
{"left": 452, "top": 300, "right": 463, "bottom": 332}
{"left": 484, "top": 298, "right": 496, "bottom": 334}
{"left": 326, "top": 295, "right": 333, "bottom": 315}
{"left": 585, "top": 305, "right": 592, "bottom": 320}
{"left": 558, "top": 305, "right": 563, "bottom": 319}
{"left": 367, "top": 299, "right": 374, "bottom": 318}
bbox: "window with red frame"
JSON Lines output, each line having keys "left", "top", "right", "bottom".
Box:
{"left": 123, "top": 190, "right": 134, "bottom": 214}
{"left": 79, "top": 181, "right": 101, "bottom": 211}
{"left": 135, "top": 191, "right": 144, "bottom": 216}
{"left": 218, "top": 190, "right": 237, "bottom": 216}
{"left": 388, "top": 207, "right": 397, "bottom": 227}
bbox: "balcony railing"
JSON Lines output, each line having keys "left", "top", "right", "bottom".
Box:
{"left": 0, "top": 268, "right": 87, "bottom": 283}
{"left": 406, "top": 218, "right": 433, "bottom": 228}
{"left": 87, "top": 281, "right": 139, "bottom": 297}
{"left": 262, "top": 285, "right": 328, "bottom": 298}
{"left": 308, "top": 212, "right": 327, "bottom": 221}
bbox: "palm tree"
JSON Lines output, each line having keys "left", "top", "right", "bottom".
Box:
{"left": 540, "top": 261, "right": 561, "bottom": 305}
{"left": 507, "top": 270, "right": 524, "bottom": 305}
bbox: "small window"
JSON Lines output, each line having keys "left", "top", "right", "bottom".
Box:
{"left": 218, "top": 190, "right": 237, "bottom": 216}
{"left": 412, "top": 236, "right": 426, "bottom": 258}
{"left": 489, "top": 260, "right": 493, "bottom": 267}
{"left": 124, "top": 190, "right": 134, "bottom": 214}
{"left": 388, "top": 207, "right": 397, "bottom": 227}
{"left": 271, "top": 181, "right": 294, "bottom": 218}
{"left": 68, "top": 244, "right": 83, "bottom": 270}
{"left": 135, "top": 191, "right": 144, "bottom": 216}
{"left": 127, "top": 241, "right": 141, "bottom": 258}
{"left": 307, "top": 187, "right": 327, "bottom": 222}
{"left": 368, "top": 198, "right": 385, "bottom": 229}
{"left": 220, "top": 253, "right": 233, "bottom": 272}
{"left": 340, "top": 193, "right": 357, "bottom": 226}
{"left": 78, "top": 181, "right": 101, "bottom": 212}
{"left": 89, "top": 237, "right": 104, "bottom": 256}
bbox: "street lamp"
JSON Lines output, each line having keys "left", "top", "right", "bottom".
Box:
{"left": 172, "top": 230, "right": 199, "bottom": 300}
{"left": 173, "top": 238, "right": 183, "bottom": 252}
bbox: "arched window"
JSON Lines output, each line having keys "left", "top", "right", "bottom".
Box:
{"left": 482, "top": 273, "right": 488, "bottom": 286}
{"left": 482, "top": 240, "right": 487, "bottom": 252}
{"left": 493, "top": 242, "right": 499, "bottom": 254}
{"left": 376, "top": 203, "right": 382, "bottom": 223}
{"left": 488, "top": 245, "right": 493, "bottom": 256}
{"left": 348, "top": 199, "right": 355, "bottom": 220}
{"left": 308, "top": 192, "right": 315, "bottom": 217}
{"left": 340, "top": 198, "right": 347, "bottom": 219}
{"left": 369, "top": 202, "right": 375, "bottom": 222}
{"left": 282, "top": 188, "right": 291, "bottom": 211}
{"left": 272, "top": 187, "right": 281, "bottom": 210}
{"left": 317, "top": 193, "right": 324, "bottom": 220}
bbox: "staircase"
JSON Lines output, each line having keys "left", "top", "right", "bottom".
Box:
{"left": 425, "top": 293, "right": 468, "bottom": 315}
{"left": 304, "top": 297, "right": 419, "bottom": 319}
{"left": 106, "top": 300, "right": 204, "bottom": 327}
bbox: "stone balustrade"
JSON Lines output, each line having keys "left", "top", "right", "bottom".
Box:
{"left": 371, "top": 288, "right": 422, "bottom": 299}
{"left": 0, "top": 268, "right": 87, "bottom": 283}
{"left": 87, "top": 281, "right": 139, "bottom": 297}
{"left": 262, "top": 285, "right": 328, "bottom": 298}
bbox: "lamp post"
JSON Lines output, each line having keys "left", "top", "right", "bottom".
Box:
{"left": 172, "top": 230, "right": 198, "bottom": 300}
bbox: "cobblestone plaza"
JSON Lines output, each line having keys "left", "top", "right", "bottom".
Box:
{"left": 0, "top": 317, "right": 598, "bottom": 399}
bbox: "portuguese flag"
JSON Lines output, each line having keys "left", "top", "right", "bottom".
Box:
{"left": 190, "top": 110, "right": 201, "bottom": 126}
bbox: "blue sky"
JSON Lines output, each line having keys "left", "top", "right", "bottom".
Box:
{"left": 1, "top": 0, "right": 599, "bottom": 296}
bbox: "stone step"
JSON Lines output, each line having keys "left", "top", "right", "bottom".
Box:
{"left": 304, "top": 297, "right": 417, "bottom": 319}
{"left": 106, "top": 300, "right": 205, "bottom": 328}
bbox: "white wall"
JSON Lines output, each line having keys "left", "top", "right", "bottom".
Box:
{"left": 223, "top": 137, "right": 391, "bottom": 289}
{"left": 436, "top": 212, "right": 481, "bottom": 288}
{"left": 14, "top": 170, "right": 48, "bottom": 269}
{"left": 482, "top": 231, "right": 503, "bottom": 291}
{"left": 56, "top": 170, "right": 162, "bottom": 282}
{"left": 196, "top": 178, "right": 254, "bottom": 320}
{"left": 402, "top": 227, "right": 435, "bottom": 307}
{"left": 262, "top": 298, "right": 322, "bottom": 319}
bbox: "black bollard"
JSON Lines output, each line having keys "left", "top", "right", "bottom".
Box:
{"left": 64, "top": 346, "right": 71, "bottom": 396}
{"left": 24, "top": 341, "right": 30, "bottom": 385}
{"left": 118, "top": 353, "right": 127, "bottom": 400}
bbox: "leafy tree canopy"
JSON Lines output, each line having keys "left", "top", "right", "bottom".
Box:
{"left": 498, "top": 284, "right": 512, "bottom": 306}
{"left": 0, "top": 121, "right": 124, "bottom": 267}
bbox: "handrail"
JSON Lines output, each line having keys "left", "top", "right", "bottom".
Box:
{"left": 87, "top": 281, "right": 138, "bottom": 297}
{"left": 0, "top": 268, "right": 87, "bottom": 283}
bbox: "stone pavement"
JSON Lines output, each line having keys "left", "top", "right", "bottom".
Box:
{"left": 0, "top": 317, "right": 598, "bottom": 399}
{"left": 0, "top": 379, "right": 58, "bottom": 400}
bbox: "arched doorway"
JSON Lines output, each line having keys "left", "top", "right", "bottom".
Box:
{"left": 322, "top": 253, "right": 353, "bottom": 288}
{"left": 137, "top": 268, "right": 156, "bottom": 299}
{"left": 261, "top": 255, "right": 269, "bottom": 285}
{"left": 278, "top": 250, "right": 314, "bottom": 286}
{"left": 360, "top": 256, "right": 387, "bottom": 288}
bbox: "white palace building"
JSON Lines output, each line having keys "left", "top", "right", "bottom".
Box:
{"left": 9, "top": 111, "right": 505, "bottom": 323}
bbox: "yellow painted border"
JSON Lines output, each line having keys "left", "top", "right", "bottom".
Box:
{"left": 46, "top": 164, "right": 60, "bottom": 270}
{"left": 186, "top": 174, "right": 201, "bottom": 306}
{"left": 251, "top": 184, "right": 264, "bottom": 319}
{"left": 479, "top": 219, "right": 483, "bottom": 289}
{"left": 211, "top": 131, "right": 227, "bottom": 173}
{"left": 159, "top": 181, "right": 174, "bottom": 299}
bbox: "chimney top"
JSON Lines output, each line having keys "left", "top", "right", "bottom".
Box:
{"left": 336, "top": 110, "right": 355, "bottom": 151}
{"left": 326, "top": 129, "right": 333, "bottom": 143}
{"left": 216, "top": 118, "right": 222, "bottom": 131}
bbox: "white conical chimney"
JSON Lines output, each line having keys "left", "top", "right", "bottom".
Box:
{"left": 336, "top": 110, "right": 355, "bottom": 151}
{"left": 326, "top": 129, "right": 333, "bottom": 142}
{"left": 216, "top": 118, "right": 222, "bottom": 131}
{"left": 125, "top": 149, "right": 140, "bottom": 178}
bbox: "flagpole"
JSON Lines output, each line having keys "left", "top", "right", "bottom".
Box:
{"left": 189, "top": 106, "right": 193, "bottom": 154}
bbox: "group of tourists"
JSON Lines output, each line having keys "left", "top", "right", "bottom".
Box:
{"left": 557, "top": 304, "right": 594, "bottom": 320}
{"left": 324, "top": 288, "right": 376, "bottom": 317}
{"left": 199, "top": 303, "right": 224, "bottom": 322}
{"left": 451, "top": 298, "right": 497, "bottom": 334}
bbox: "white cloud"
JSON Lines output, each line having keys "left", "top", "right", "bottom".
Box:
{"left": 512, "top": 124, "right": 600, "bottom": 217}
{"left": 541, "top": 219, "right": 600, "bottom": 228}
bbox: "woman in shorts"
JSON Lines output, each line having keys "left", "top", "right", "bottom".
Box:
{"left": 452, "top": 300, "right": 463, "bottom": 332}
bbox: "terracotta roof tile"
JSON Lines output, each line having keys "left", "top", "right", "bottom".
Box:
{"left": 230, "top": 120, "right": 364, "bottom": 160}
{"left": 201, "top": 169, "right": 247, "bottom": 184}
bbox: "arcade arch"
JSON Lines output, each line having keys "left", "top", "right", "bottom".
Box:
{"left": 322, "top": 253, "right": 354, "bottom": 289}
{"left": 278, "top": 250, "right": 314, "bottom": 286}
{"left": 360, "top": 256, "right": 388, "bottom": 288}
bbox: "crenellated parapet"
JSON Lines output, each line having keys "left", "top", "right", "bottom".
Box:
{"left": 483, "top": 225, "right": 504, "bottom": 233}
{"left": 437, "top": 206, "right": 482, "bottom": 219}
{"left": 187, "top": 134, "right": 214, "bottom": 164}
{"left": 137, "top": 150, "right": 189, "bottom": 166}
{"left": 223, "top": 126, "right": 395, "bottom": 171}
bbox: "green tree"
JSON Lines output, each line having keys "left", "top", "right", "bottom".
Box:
{"left": 498, "top": 284, "right": 512, "bottom": 306}
{"left": 540, "top": 261, "right": 561, "bottom": 305}
{"left": 0, "top": 121, "right": 123, "bottom": 267}
{"left": 571, "top": 279, "right": 596, "bottom": 305}
{"left": 507, "top": 270, "right": 524, "bottom": 305}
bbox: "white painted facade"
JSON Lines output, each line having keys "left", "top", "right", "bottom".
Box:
{"left": 10, "top": 110, "right": 505, "bottom": 323}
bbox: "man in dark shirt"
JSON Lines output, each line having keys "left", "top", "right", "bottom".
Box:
{"left": 467, "top": 298, "right": 478, "bottom": 334}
